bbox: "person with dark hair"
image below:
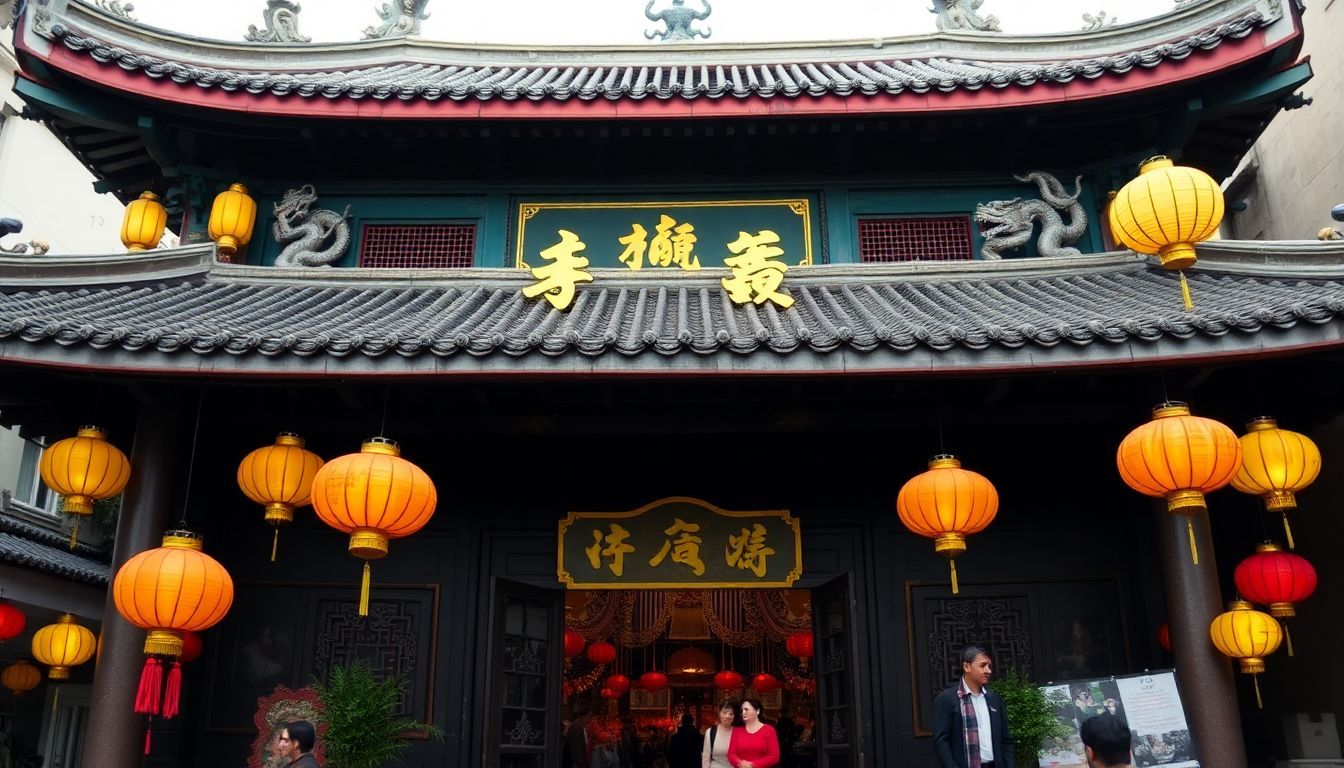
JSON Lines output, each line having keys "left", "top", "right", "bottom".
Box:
{"left": 727, "top": 698, "right": 779, "bottom": 768}
{"left": 277, "top": 720, "right": 320, "bottom": 767}
{"left": 567, "top": 701, "right": 595, "bottom": 768}
{"left": 703, "top": 698, "right": 740, "bottom": 768}
{"left": 1080, "top": 714, "right": 1132, "bottom": 768}
{"left": 932, "top": 645, "right": 1015, "bottom": 768}
{"left": 668, "top": 713, "right": 703, "bottom": 768}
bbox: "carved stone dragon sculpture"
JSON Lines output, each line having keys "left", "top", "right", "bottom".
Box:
{"left": 272, "top": 186, "right": 351, "bottom": 268}
{"left": 246, "top": 0, "right": 310, "bottom": 43}
{"left": 976, "top": 172, "right": 1088, "bottom": 260}
{"left": 363, "top": 0, "right": 429, "bottom": 39}
{"left": 930, "top": 0, "right": 1000, "bottom": 32}
{"left": 645, "top": 0, "right": 711, "bottom": 41}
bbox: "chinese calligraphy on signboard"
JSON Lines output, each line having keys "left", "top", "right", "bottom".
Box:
{"left": 517, "top": 199, "right": 815, "bottom": 311}
{"left": 557, "top": 497, "right": 802, "bottom": 589}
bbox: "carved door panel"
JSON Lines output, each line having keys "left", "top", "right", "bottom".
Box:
{"left": 485, "top": 579, "right": 563, "bottom": 768}
{"left": 814, "top": 575, "right": 865, "bottom": 768}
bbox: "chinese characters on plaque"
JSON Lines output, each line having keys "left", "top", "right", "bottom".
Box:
{"left": 517, "top": 199, "right": 814, "bottom": 311}
{"left": 558, "top": 497, "right": 802, "bottom": 588}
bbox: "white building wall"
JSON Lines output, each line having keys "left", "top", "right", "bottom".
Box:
{"left": 1223, "top": 1, "right": 1344, "bottom": 240}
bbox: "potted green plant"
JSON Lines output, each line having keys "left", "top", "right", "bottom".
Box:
{"left": 994, "top": 667, "right": 1068, "bottom": 768}
{"left": 316, "top": 662, "right": 442, "bottom": 768}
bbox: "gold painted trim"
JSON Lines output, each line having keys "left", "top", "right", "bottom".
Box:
{"left": 516, "top": 200, "right": 814, "bottom": 270}
{"left": 556, "top": 495, "right": 803, "bottom": 589}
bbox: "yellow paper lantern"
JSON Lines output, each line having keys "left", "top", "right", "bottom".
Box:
{"left": 120, "top": 191, "right": 168, "bottom": 252}
{"left": 207, "top": 183, "right": 257, "bottom": 261}
{"left": 237, "top": 433, "right": 325, "bottom": 561}
{"left": 1231, "top": 417, "right": 1321, "bottom": 549}
{"left": 31, "top": 614, "right": 96, "bottom": 680}
{"left": 1108, "top": 156, "right": 1224, "bottom": 310}
{"left": 39, "top": 426, "right": 131, "bottom": 547}
{"left": 896, "top": 454, "right": 999, "bottom": 594}
{"left": 1, "top": 661, "right": 41, "bottom": 696}
{"left": 310, "top": 437, "right": 437, "bottom": 616}
{"left": 1209, "top": 599, "right": 1282, "bottom": 708}
{"left": 1117, "top": 402, "right": 1241, "bottom": 564}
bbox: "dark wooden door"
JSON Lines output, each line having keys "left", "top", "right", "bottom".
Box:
{"left": 484, "top": 579, "right": 564, "bottom": 768}
{"left": 813, "top": 575, "right": 865, "bottom": 768}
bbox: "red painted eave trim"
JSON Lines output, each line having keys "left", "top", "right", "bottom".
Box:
{"left": 34, "top": 25, "right": 1297, "bottom": 121}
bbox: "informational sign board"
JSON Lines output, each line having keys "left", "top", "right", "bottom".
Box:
{"left": 1037, "top": 670, "right": 1198, "bottom": 768}
{"left": 557, "top": 496, "right": 802, "bottom": 589}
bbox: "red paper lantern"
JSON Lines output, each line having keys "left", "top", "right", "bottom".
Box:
{"left": 605, "top": 674, "right": 630, "bottom": 695}
{"left": 1157, "top": 623, "right": 1171, "bottom": 653}
{"left": 587, "top": 641, "right": 617, "bottom": 665}
{"left": 600, "top": 687, "right": 619, "bottom": 699}
{"left": 752, "top": 673, "right": 780, "bottom": 693}
{"left": 1235, "top": 542, "right": 1318, "bottom": 617}
{"left": 179, "top": 632, "right": 204, "bottom": 664}
{"left": 563, "top": 629, "right": 586, "bottom": 659}
{"left": 785, "top": 631, "right": 814, "bottom": 669}
{"left": 714, "top": 670, "right": 744, "bottom": 690}
{"left": 640, "top": 671, "right": 668, "bottom": 692}
{"left": 0, "top": 601, "right": 27, "bottom": 642}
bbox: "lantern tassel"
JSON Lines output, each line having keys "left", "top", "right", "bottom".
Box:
{"left": 1282, "top": 514, "right": 1295, "bottom": 550}
{"left": 271, "top": 528, "right": 279, "bottom": 563}
{"left": 359, "top": 561, "right": 371, "bottom": 617}
{"left": 161, "top": 661, "right": 182, "bottom": 719}
{"left": 50, "top": 684, "right": 59, "bottom": 720}
{"left": 1179, "top": 271, "right": 1194, "bottom": 312}
{"left": 134, "top": 657, "right": 162, "bottom": 715}
{"left": 144, "top": 725, "right": 152, "bottom": 756}
{"left": 1253, "top": 674, "right": 1263, "bottom": 709}
{"left": 69, "top": 521, "right": 79, "bottom": 550}
{"left": 1285, "top": 625, "right": 1294, "bottom": 658}
{"left": 1186, "top": 518, "right": 1199, "bottom": 565}
{"left": 949, "top": 559, "right": 960, "bottom": 595}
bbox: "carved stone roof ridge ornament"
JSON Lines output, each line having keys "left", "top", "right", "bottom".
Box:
{"left": 976, "top": 171, "right": 1088, "bottom": 260}
{"left": 931, "top": 0, "right": 1000, "bottom": 33}
{"left": 245, "top": 0, "right": 310, "bottom": 44}
{"left": 80, "top": 0, "right": 134, "bottom": 21}
{"left": 363, "top": 0, "right": 429, "bottom": 40}
{"left": 645, "top": 0, "right": 711, "bottom": 42}
{"left": 272, "top": 186, "right": 351, "bottom": 267}
{"left": 1083, "top": 11, "right": 1119, "bottom": 31}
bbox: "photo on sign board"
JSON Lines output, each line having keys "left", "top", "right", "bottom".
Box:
{"left": 1035, "top": 671, "right": 1198, "bottom": 768}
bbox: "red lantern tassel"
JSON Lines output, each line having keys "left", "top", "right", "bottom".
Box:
{"left": 144, "top": 725, "right": 152, "bottom": 756}
{"left": 134, "top": 658, "right": 162, "bottom": 715}
{"left": 160, "top": 661, "right": 182, "bottom": 719}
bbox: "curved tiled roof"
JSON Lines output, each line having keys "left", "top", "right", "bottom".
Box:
{"left": 0, "top": 511, "right": 111, "bottom": 586}
{"left": 2, "top": 244, "right": 1343, "bottom": 375}
{"left": 45, "top": 10, "right": 1269, "bottom": 103}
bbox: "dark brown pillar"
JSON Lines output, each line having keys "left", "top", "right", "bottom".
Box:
{"left": 1156, "top": 506, "right": 1248, "bottom": 768}
{"left": 84, "top": 404, "right": 179, "bottom": 768}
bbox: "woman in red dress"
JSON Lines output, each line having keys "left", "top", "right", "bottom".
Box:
{"left": 727, "top": 698, "right": 780, "bottom": 768}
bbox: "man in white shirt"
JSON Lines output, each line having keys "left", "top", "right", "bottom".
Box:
{"left": 932, "top": 645, "right": 1015, "bottom": 768}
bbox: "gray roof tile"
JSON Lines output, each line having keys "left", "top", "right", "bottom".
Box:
{"left": 0, "top": 512, "right": 110, "bottom": 586}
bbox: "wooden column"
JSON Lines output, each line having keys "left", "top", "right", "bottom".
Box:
{"left": 1156, "top": 506, "right": 1248, "bottom": 768}
{"left": 83, "top": 404, "right": 179, "bottom": 768}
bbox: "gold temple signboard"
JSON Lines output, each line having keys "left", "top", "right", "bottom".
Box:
{"left": 557, "top": 497, "right": 802, "bottom": 589}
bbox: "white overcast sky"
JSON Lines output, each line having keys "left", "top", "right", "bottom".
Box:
{"left": 127, "top": 0, "right": 1179, "bottom": 46}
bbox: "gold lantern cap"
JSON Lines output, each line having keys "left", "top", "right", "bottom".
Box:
{"left": 75, "top": 425, "right": 108, "bottom": 438}
{"left": 1255, "top": 541, "right": 1284, "bottom": 554}
{"left": 1139, "top": 156, "right": 1174, "bottom": 173}
{"left": 361, "top": 436, "right": 401, "bottom": 457}
{"left": 161, "top": 529, "right": 204, "bottom": 551}
{"left": 136, "top": 191, "right": 161, "bottom": 202}
{"left": 275, "top": 432, "right": 305, "bottom": 447}
{"left": 227, "top": 183, "right": 250, "bottom": 195}
{"left": 1152, "top": 402, "right": 1191, "bottom": 419}
{"left": 1245, "top": 416, "right": 1278, "bottom": 432}
{"left": 927, "top": 453, "right": 961, "bottom": 470}
{"left": 1226, "top": 599, "right": 1253, "bottom": 612}
{"left": 56, "top": 613, "right": 77, "bottom": 625}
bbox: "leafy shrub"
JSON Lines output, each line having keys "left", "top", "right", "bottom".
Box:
{"left": 316, "top": 662, "right": 441, "bottom": 768}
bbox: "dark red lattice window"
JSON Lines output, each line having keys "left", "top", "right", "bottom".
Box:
{"left": 857, "top": 216, "right": 974, "bottom": 263}
{"left": 358, "top": 224, "right": 477, "bottom": 268}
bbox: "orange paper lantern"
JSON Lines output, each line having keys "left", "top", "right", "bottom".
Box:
{"left": 1117, "top": 402, "right": 1241, "bottom": 564}
{"left": 1, "top": 661, "right": 40, "bottom": 696}
{"left": 113, "top": 530, "right": 234, "bottom": 719}
{"left": 39, "top": 426, "right": 131, "bottom": 547}
{"left": 896, "top": 454, "right": 999, "bottom": 594}
{"left": 310, "top": 437, "right": 437, "bottom": 616}
{"left": 31, "top": 614, "right": 95, "bottom": 680}
{"left": 237, "top": 432, "right": 325, "bottom": 561}
{"left": 1209, "top": 599, "right": 1282, "bottom": 708}
{"left": 1230, "top": 417, "right": 1321, "bottom": 549}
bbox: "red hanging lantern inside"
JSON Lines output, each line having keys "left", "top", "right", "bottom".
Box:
{"left": 1234, "top": 541, "right": 1317, "bottom": 656}
{"left": 563, "top": 629, "right": 586, "bottom": 659}
{"left": 714, "top": 670, "right": 744, "bottom": 690}
{"left": 0, "top": 600, "right": 27, "bottom": 642}
{"left": 640, "top": 671, "right": 669, "bottom": 692}
{"left": 1158, "top": 623, "right": 1172, "bottom": 653}
{"left": 605, "top": 674, "right": 630, "bottom": 695}
{"left": 785, "top": 631, "right": 814, "bottom": 670}
{"left": 179, "top": 632, "right": 204, "bottom": 664}
{"left": 600, "top": 687, "right": 619, "bottom": 700}
{"left": 587, "top": 641, "right": 617, "bottom": 665}
{"left": 752, "top": 673, "right": 780, "bottom": 693}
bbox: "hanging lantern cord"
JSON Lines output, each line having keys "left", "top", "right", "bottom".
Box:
{"left": 1186, "top": 518, "right": 1199, "bottom": 565}
{"left": 179, "top": 388, "right": 206, "bottom": 529}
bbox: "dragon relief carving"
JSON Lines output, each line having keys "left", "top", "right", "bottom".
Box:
{"left": 363, "top": 0, "right": 429, "bottom": 39}
{"left": 976, "top": 172, "right": 1088, "bottom": 260}
{"left": 931, "top": 0, "right": 1000, "bottom": 32}
{"left": 246, "top": 0, "right": 310, "bottom": 43}
{"left": 272, "top": 186, "right": 351, "bottom": 268}
{"left": 645, "top": 0, "right": 711, "bottom": 41}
